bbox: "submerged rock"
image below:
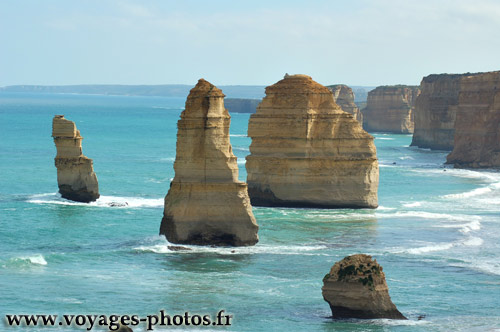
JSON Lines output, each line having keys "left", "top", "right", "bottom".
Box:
{"left": 362, "top": 85, "right": 419, "bottom": 134}
{"left": 52, "top": 115, "right": 99, "bottom": 202}
{"left": 246, "top": 74, "right": 379, "bottom": 209}
{"left": 446, "top": 71, "right": 500, "bottom": 168}
{"left": 159, "top": 79, "right": 259, "bottom": 246}
{"left": 328, "top": 84, "right": 363, "bottom": 123}
{"left": 322, "top": 254, "right": 406, "bottom": 320}
{"left": 107, "top": 324, "right": 133, "bottom": 332}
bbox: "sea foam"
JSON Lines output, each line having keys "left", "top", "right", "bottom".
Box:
{"left": 28, "top": 193, "right": 163, "bottom": 208}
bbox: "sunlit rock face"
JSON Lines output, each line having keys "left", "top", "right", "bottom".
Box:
{"left": 159, "top": 79, "right": 259, "bottom": 246}
{"left": 322, "top": 254, "right": 406, "bottom": 320}
{"left": 362, "top": 85, "right": 419, "bottom": 134}
{"left": 447, "top": 71, "right": 500, "bottom": 168}
{"left": 52, "top": 115, "right": 99, "bottom": 202}
{"left": 411, "top": 74, "right": 469, "bottom": 150}
{"left": 328, "top": 84, "right": 363, "bottom": 123}
{"left": 246, "top": 74, "right": 379, "bottom": 209}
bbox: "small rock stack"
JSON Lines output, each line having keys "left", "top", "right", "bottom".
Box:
{"left": 52, "top": 115, "right": 99, "bottom": 202}
{"left": 322, "top": 254, "right": 406, "bottom": 319}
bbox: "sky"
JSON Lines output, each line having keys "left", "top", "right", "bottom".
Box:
{"left": 1, "top": 0, "right": 499, "bottom": 87}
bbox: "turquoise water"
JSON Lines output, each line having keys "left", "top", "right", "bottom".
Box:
{"left": 1, "top": 92, "right": 499, "bottom": 332}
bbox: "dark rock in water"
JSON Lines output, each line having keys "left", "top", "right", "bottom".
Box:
{"left": 167, "top": 245, "right": 191, "bottom": 251}
{"left": 108, "top": 324, "right": 133, "bottom": 332}
{"left": 109, "top": 202, "right": 128, "bottom": 207}
{"left": 322, "top": 254, "right": 406, "bottom": 320}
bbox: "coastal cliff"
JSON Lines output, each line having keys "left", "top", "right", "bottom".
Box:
{"left": 446, "top": 71, "right": 500, "bottom": 168}
{"left": 410, "top": 74, "right": 468, "bottom": 150}
{"left": 159, "top": 79, "right": 259, "bottom": 246}
{"left": 362, "top": 85, "right": 419, "bottom": 133}
{"left": 328, "top": 85, "right": 363, "bottom": 123}
{"left": 246, "top": 74, "right": 379, "bottom": 209}
{"left": 52, "top": 115, "right": 99, "bottom": 202}
{"left": 322, "top": 254, "right": 406, "bottom": 319}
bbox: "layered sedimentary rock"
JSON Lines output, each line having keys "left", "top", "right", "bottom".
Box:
{"left": 446, "top": 71, "right": 500, "bottom": 168}
{"left": 322, "top": 254, "right": 406, "bottom": 319}
{"left": 52, "top": 115, "right": 99, "bottom": 202}
{"left": 362, "top": 85, "right": 419, "bottom": 133}
{"left": 246, "top": 74, "right": 379, "bottom": 209}
{"left": 328, "top": 85, "right": 363, "bottom": 123}
{"left": 410, "top": 74, "right": 469, "bottom": 150}
{"left": 159, "top": 79, "right": 258, "bottom": 246}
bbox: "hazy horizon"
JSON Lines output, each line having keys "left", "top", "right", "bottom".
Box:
{"left": 1, "top": 0, "right": 499, "bottom": 87}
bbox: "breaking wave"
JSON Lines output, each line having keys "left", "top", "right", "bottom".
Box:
{"left": 27, "top": 193, "right": 163, "bottom": 208}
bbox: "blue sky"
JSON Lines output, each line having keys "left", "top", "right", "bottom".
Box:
{"left": 1, "top": 0, "right": 499, "bottom": 87}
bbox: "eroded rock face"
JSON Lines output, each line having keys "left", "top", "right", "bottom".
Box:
{"left": 246, "top": 74, "right": 379, "bottom": 209}
{"left": 446, "top": 71, "right": 500, "bottom": 168}
{"left": 52, "top": 115, "right": 99, "bottom": 202}
{"left": 328, "top": 84, "right": 363, "bottom": 123}
{"left": 159, "top": 79, "right": 259, "bottom": 246}
{"left": 362, "top": 86, "right": 419, "bottom": 134}
{"left": 322, "top": 254, "right": 406, "bottom": 320}
{"left": 410, "top": 74, "right": 468, "bottom": 150}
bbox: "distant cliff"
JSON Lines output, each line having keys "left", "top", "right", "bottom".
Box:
{"left": 411, "top": 74, "right": 468, "bottom": 150}
{"left": 327, "top": 85, "right": 363, "bottom": 122}
{"left": 224, "top": 98, "right": 261, "bottom": 113}
{"left": 362, "top": 85, "right": 419, "bottom": 133}
{"left": 446, "top": 71, "right": 500, "bottom": 168}
{"left": 0, "top": 84, "right": 266, "bottom": 99}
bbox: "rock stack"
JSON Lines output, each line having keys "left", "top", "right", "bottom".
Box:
{"left": 159, "top": 79, "right": 259, "bottom": 246}
{"left": 362, "top": 85, "right": 419, "bottom": 134}
{"left": 446, "top": 71, "right": 500, "bottom": 168}
{"left": 411, "top": 74, "right": 467, "bottom": 150}
{"left": 246, "top": 74, "right": 379, "bottom": 209}
{"left": 328, "top": 84, "right": 363, "bottom": 123}
{"left": 52, "top": 115, "right": 99, "bottom": 202}
{"left": 322, "top": 254, "right": 406, "bottom": 319}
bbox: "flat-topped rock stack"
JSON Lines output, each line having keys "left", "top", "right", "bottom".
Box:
{"left": 322, "top": 254, "right": 406, "bottom": 319}
{"left": 159, "top": 79, "right": 259, "bottom": 246}
{"left": 246, "top": 74, "right": 379, "bottom": 209}
{"left": 52, "top": 115, "right": 99, "bottom": 202}
{"left": 411, "top": 74, "right": 468, "bottom": 150}
{"left": 447, "top": 71, "right": 500, "bottom": 168}
{"left": 362, "top": 85, "right": 419, "bottom": 134}
{"left": 328, "top": 84, "right": 363, "bottom": 123}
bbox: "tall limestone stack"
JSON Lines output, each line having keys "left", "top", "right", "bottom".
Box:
{"left": 410, "top": 74, "right": 468, "bottom": 150}
{"left": 246, "top": 74, "right": 379, "bottom": 209}
{"left": 322, "top": 254, "right": 406, "bottom": 319}
{"left": 159, "top": 79, "right": 258, "bottom": 246}
{"left": 447, "top": 71, "right": 500, "bottom": 168}
{"left": 52, "top": 115, "right": 99, "bottom": 202}
{"left": 328, "top": 84, "right": 363, "bottom": 123}
{"left": 362, "top": 85, "right": 419, "bottom": 134}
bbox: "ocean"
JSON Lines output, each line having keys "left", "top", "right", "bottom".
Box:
{"left": 0, "top": 92, "right": 499, "bottom": 332}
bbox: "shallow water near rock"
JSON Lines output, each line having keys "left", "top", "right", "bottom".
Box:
{"left": 1, "top": 92, "right": 499, "bottom": 331}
